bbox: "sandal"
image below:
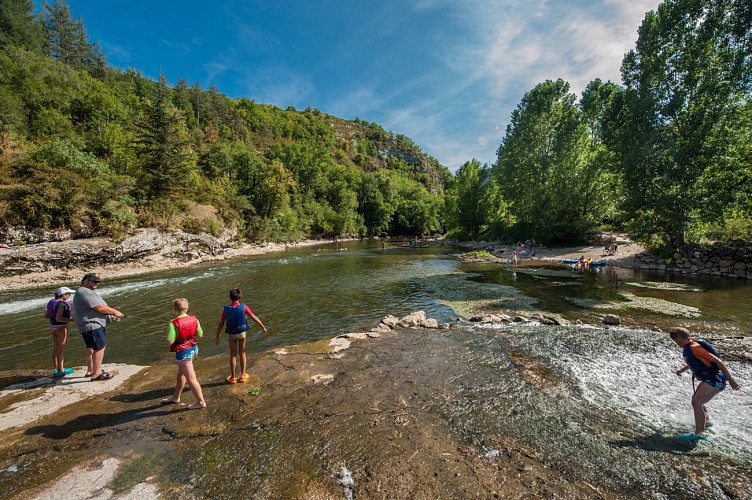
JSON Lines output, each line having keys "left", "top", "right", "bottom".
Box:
{"left": 238, "top": 373, "right": 249, "bottom": 383}
{"left": 225, "top": 375, "right": 237, "bottom": 384}
{"left": 91, "top": 372, "right": 114, "bottom": 381}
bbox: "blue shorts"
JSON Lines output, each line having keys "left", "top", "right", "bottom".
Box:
{"left": 176, "top": 345, "right": 198, "bottom": 362}
{"left": 81, "top": 327, "right": 107, "bottom": 350}
{"left": 698, "top": 373, "right": 727, "bottom": 391}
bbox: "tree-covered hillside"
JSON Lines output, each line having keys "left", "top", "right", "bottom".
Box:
{"left": 0, "top": 0, "right": 451, "bottom": 241}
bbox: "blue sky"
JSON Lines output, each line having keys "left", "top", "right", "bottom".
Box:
{"left": 60, "top": 0, "right": 660, "bottom": 171}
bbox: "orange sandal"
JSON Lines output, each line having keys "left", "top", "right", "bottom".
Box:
{"left": 238, "top": 373, "right": 249, "bottom": 383}
{"left": 225, "top": 375, "right": 237, "bottom": 384}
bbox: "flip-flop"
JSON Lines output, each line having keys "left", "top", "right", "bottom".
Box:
{"left": 161, "top": 398, "right": 181, "bottom": 405}
{"left": 226, "top": 375, "right": 237, "bottom": 384}
{"left": 238, "top": 373, "right": 249, "bottom": 383}
{"left": 84, "top": 372, "right": 93, "bottom": 378}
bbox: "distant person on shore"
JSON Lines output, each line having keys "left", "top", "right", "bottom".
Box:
{"left": 44, "top": 286, "right": 76, "bottom": 378}
{"left": 669, "top": 327, "right": 740, "bottom": 441}
{"left": 162, "top": 298, "right": 206, "bottom": 409}
{"left": 215, "top": 288, "right": 267, "bottom": 384}
{"left": 72, "top": 273, "right": 124, "bottom": 381}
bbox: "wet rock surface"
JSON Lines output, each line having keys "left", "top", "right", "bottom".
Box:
{"left": 1, "top": 321, "right": 750, "bottom": 499}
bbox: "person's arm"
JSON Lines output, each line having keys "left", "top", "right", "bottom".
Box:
{"left": 166, "top": 321, "right": 177, "bottom": 345}
{"left": 709, "top": 354, "right": 741, "bottom": 390}
{"left": 195, "top": 320, "right": 203, "bottom": 338}
{"left": 675, "top": 365, "right": 690, "bottom": 376}
{"left": 93, "top": 304, "right": 124, "bottom": 318}
{"left": 250, "top": 313, "right": 267, "bottom": 333}
{"left": 215, "top": 312, "right": 225, "bottom": 345}
{"left": 55, "top": 304, "right": 73, "bottom": 324}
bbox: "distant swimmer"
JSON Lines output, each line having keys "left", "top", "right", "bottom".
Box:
{"left": 669, "top": 327, "right": 740, "bottom": 441}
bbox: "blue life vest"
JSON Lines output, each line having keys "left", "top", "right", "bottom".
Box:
{"left": 682, "top": 339, "right": 720, "bottom": 380}
{"left": 224, "top": 303, "right": 249, "bottom": 334}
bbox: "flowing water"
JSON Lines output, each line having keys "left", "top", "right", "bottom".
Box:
{"left": 2, "top": 240, "right": 751, "bottom": 486}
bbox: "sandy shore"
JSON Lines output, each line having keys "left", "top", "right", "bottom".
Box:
{"left": 452, "top": 237, "right": 646, "bottom": 268}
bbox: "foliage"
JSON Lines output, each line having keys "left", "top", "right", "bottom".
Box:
{"left": 618, "top": 0, "right": 752, "bottom": 247}
{"left": 0, "top": 1, "right": 451, "bottom": 242}
{"left": 492, "top": 79, "right": 617, "bottom": 244}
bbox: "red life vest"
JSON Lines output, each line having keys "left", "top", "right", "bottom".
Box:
{"left": 170, "top": 315, "right": 198, "bottom": 352}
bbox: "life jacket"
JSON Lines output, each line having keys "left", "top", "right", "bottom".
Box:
{"left": 47, "top": 299, "right": 71, "bottom": 326}
{"left": 224, "top": 303, "right": 249, "bottom": 334}
{"left": 170, "top": 315, "right": 198, "bottom": 352}
{"left": 682, "top": 339, "right": 720, "bottom": 381}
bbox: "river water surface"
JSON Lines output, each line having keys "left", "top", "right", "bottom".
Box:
{"left": 1, "top": 240, "right": 751, "bottom": 480}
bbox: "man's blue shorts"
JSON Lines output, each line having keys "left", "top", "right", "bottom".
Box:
{"left": 81, "top": 327, "right": 107, "bottom": 350}
{"left": 176, "top": 345, "right": 198, "bottom": 362}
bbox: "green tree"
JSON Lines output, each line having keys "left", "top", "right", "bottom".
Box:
{"left": 135, "top": 74, "right": 197, "bottom": 200}
{"left": 619, "top": 0, "right": 752, "bottom": 247}
{"left": 40, "top": 0, "right": 105, "bottom": 76}
{"left": 445, "top": 159, "right": 494, "bottom": 238}
{"left": 493, "top": 79, "right": 602, "bottom": 243}
{"left": 0, "top": 0, "right": 44, "bottom": 53}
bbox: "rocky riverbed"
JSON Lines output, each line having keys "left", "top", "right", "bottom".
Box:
{"left": 2, "top": 312, "right": 750, "bottom": 499}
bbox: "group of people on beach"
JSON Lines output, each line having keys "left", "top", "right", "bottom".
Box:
{"left": 45, "top": 273, "right": 267, "bottom": 410}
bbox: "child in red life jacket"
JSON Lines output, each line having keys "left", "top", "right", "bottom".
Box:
{"left": 215, "top": 288, "right": 267, "bottom": 384}
{"left": 162, "top": 298, "right": 206, "bottom": 409}
{"left": 670, "top": 327, "right": 740, "bottom": 441}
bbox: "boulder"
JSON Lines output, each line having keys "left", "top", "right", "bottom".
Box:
{"left": 380, "top": 315, "right": 400, "bottom": 328}
{"left": 419, "top": 318, "right": 439, "bottom": 329}
{"left": 398, "top": 311, "right": 426, "bottom": 328}
{"left": 603, "top": 314, "right": 621, "bottom": 326}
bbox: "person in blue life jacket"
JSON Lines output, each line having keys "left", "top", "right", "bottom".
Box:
{"left": 162, "top": 298, "right": 206, "bottom": 409}
{"left": 44, "top": 286, "right": 76, "bottom": 378}
{"left": 215, "top": 288, "right": 267, "bottom": 384}
{"left": 670, "top": 327, "right": 740, "bottom": 441}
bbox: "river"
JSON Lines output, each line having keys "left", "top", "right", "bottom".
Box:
{"left": 1, "top": 239, "right": 751, "bottom": 494}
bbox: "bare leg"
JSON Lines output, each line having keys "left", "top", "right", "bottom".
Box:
{"left": 166, "top": 369, "right": 186, "bottom": 403}
{"left": 51, "top": 327, "right": 65, "bottom": 372}
{"left": 238, "top": 337, "right": 247, "bottom": 379}
{"left": 229, "top": 339, "right": 238, "bottom": 379}
{"left": 53, "top": 327, "right": 68, "bottom": 372}
{"left": 178, "top": 360, "right": 206, "bottom": 409}
{"left": 91, "top": 346, "right": 106, "bottom": 377}
{"left": 85, "top": 347, "right": 94, "bottom": 375}
{"left": 692, "top": 382, "right": 720, "bottom": 435}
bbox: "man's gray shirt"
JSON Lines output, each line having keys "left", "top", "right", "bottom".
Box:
{"left": 73, "top": 286, "right": 107, "bottom": 333}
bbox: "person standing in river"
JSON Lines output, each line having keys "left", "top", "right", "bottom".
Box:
{"left": 73, "top": 273, "right": 124, "bottom": 381}
{"left": 44, "top": 286, "right": 76, "bottom": 378}
{"left": 669, "top": 327, "right": 740, "bottom": 441}
{"left": 215, "top": 288, "right": 267, "bottom": 384}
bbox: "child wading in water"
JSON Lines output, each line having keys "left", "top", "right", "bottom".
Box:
{"left": 162, "top": 298, "right": 206, "bottom": 409}
{"left": 215, "top": 288, "right": 267, "bottom": 384}
{"left": 670, "top": 327, "right": 740, "bottom": 441}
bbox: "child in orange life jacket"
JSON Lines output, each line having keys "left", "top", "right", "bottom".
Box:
{"left": 215, "top": 288, "right": 267, "bottom": 384}
{"left": 670, "top": 327, "right": 739, "bottom": 440}
{"left": 162, "top": 298, "right": 206, "bottom": 409}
